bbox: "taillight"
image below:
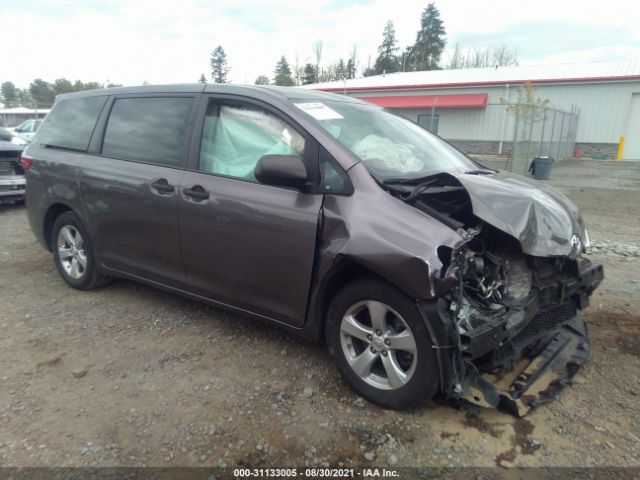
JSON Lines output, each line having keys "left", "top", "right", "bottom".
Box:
{"left": 20, "top": 154, "right": 33, "bottom": 171}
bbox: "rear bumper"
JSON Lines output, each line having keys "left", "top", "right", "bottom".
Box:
{"left": 0, "top": 175, "right": 26, "bottom": 199}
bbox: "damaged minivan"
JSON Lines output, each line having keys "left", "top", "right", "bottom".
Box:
{"left": 24, "top": 85, "right": 603, "bottom": 415}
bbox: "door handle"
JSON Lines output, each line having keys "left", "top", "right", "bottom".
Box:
{"left": 150, "top": 179, "right": 175, "bottom": 194}
{"left": 183, "top": 185, "right": 210, "bottom": 200}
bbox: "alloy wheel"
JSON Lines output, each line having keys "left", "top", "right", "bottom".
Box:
{"left": 57, "top": 225, "right": 87, "bottom": 280}
{"left": 339, "top": 300, "right": 418, "bottom": 390}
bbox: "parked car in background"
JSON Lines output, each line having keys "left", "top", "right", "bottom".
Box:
{"left": 24, "top": 85, "right": 603, "bottom": 414}
{"left": 0, "top": 127, "right": 27, "bottom": 204}
{"left": 12, "top": 119, "right": 43, "bottom": 143}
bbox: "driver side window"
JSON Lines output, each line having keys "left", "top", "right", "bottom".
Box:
{"left": 199, "top": 101, "right": 305, "bottom": 181}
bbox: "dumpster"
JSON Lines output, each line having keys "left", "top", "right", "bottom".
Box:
{"left": 529, "top": 156, "right": 555, "bottom": 180}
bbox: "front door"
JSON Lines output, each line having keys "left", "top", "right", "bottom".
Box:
{"left": 178, "top": 98, "right": 322, "bottom": 326}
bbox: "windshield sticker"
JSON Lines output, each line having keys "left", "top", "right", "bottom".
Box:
{"left": 294, "top": 102, "right": 344, "bottom": 121}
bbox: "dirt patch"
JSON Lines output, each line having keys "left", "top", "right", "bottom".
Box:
{"left": 586, "top": 310, "right": 640, "bottom": 357}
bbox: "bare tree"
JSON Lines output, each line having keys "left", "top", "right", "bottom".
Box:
{"left": 347, "top": 45, "right": 358, "bottom": 79}
{"left": 446, "top": 42, "right": 518, "bottom": 69}
{"left": 293, "top": 53, "right": 303, "bottom": 86}
{"left": 313, "top": 40, "right": 323, "bottom": 80}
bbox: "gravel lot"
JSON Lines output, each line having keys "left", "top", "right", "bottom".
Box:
{"left": 0, "top": 159, "right": 639, "bottom": 469}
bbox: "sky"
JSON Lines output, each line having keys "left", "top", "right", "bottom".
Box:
{"left": 3, "top": 0, "right": 640, "bottom": 88}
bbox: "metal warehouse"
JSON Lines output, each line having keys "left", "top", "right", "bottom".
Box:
{"left": 310, "top": 59, "right": 640, "bottom": 161}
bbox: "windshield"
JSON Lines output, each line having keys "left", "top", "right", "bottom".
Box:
{"left": 293, "top": 99, "right": 478, "bottom": 181}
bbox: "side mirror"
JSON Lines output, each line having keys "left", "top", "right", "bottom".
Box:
{"left": 255, "top": 154, "right": 308, "bottom": 189}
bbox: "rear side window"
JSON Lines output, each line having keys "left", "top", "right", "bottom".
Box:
{"left": 102, "top": 97, "right": 192, "bottom": 167}
{"left": 37, "top": 96, "right": 107, "bottom": 151}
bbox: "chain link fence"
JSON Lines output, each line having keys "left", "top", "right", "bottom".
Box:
{"left": 507, "top": 103, "right": 579, "bottom": 174}
{"left": 441, "top": 102, "right": 579, "bottom": 175}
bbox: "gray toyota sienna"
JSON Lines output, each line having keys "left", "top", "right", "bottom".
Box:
{"left": 23, "top": 84, "right": 603, "bottom": 414}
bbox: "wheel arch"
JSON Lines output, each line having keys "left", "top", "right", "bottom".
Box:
{"left": 43, "top": 203, "right": 74, "bottom": 252}
{"left": 308, "top": 256, "right": 395, "bottom": 343}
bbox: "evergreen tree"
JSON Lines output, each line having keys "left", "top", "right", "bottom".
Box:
{"left": 302, "top": 63, "right": 318, "bottom": 85}
{"left": 18, "top": 89, "right": 34, "bottom": 108}
{"left": 374, "top": 21, "right": 400, "bottom": 74}
{"left": 346, "top": 59, "right": 356, "bottom": 79}
{"left": 254, "top": 75, "right": 270, "bottom": 85}
{"left": 273, "top": 56, "right": 295, "bottom": 86}
{"left": 82, "top": 82, "right": 103, "bottom": 90}
{"left": 29, "top": 79, "right": 55, "bottom": 106}
{"left": 198, "top": 73, "right": 207, "bottom": 83}
{"left": 1, "top": 81, "right": 19, "bottom": 107}
{"left": 53, "top": 78, "right": 75, "bottom": 95}
{"left": 333, "top": 59, "right": 348, "bottom": 80}
{"left": 405, "top": 3, "right": 446, "bottom": 71}
{"left": 210, "top": 46, "right": 230, "bottom": 83}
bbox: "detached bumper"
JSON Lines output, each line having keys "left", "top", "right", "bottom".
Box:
{"left": 462, "top": 315, "right": 590, "bottom": 416}
{"left": 460, "top": 260, "right": 603, "bottom": 416}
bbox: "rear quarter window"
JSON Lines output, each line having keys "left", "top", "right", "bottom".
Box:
{"left": 36, "top": 96, "right": 108, "bottom": 151}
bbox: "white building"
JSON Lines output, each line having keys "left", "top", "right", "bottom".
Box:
{"left": 0, "top": 107, "right": 51, "bottom": 129}
{"left": 309, "top": 59, "right": 640, "bottom": 160}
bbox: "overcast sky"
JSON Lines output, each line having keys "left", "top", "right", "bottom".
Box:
{"left": 4, "top": 0, "right": 640, "bottom": 88}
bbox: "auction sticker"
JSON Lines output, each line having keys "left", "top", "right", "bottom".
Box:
{"left": 294, "top": 102, "right": 344, "bottom": 121}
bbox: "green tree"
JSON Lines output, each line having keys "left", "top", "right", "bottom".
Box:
{"left": 333, "top": 59, "right": 348, "bottom": 80}
{"left": 53, "top": 78, "right": 75, "bottom": 95}
{"left": 273, "top": 56, "right": 295, "bottom": 86}
{"left": 210, "top": 46, "right": 230, "bottom": 83}
{"left": 83, "top": 82, "right": 103, "bottom": 90}
{"left": 198, "top": 73, "right": 207, "bottom": 83}
{"left": 1, "top": 81, "right": 19, "bottom": 107}
{"left": 254, "top": 75, "right": 270, "bottom": 85}
{"left": 18, "top": 89, "right": 35, "bottom": 108}
{"left": 301, "top": 63, "right": 318, "bottom": 85}
{"left": 106, "top": 83, "right": 123, "bottom": 88}
{"left": 72, "top": 80, "right": 103, "bottom": 91}
{"left": 29, "top": 79, "right": 55, "bottom": 106}
{"left": 405, "top": 2, "right": 446, "bottom": 71}
{"left": 374, "top": 21, "right": 400, "bottom": 74}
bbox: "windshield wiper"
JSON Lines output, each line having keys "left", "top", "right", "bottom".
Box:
{"left": 464, "top": 169, "right": 496, "bottom": 175}
{"left": 382, "top": 172, "right": 445, "bottom": 185}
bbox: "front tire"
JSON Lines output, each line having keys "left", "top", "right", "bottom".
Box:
{"left": 326, "top": 278, "right": 440, "bottom": 409}
{"left": 52, "top": 211, "right": 109, "bottom": 290}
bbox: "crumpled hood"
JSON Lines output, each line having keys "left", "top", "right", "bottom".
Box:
{"left": 451, "top": 170, "right": 585, "bottom": 257}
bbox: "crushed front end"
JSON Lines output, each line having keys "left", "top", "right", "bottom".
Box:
{"left": 444, "top": 236, "right": 603, "bottom": 416}
{"left": 384, "top": 170, "right": 604, "bottom": 415}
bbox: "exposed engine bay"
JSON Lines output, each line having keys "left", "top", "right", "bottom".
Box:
{"left": 383, "top": 171, "right": 604, "bottom": 415}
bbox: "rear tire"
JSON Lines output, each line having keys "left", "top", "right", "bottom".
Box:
{"left": 51, "top": 211, "right": 110, "bottom": 290}
{"left": 326, "top": 278, "right": 439, "bottom": 409}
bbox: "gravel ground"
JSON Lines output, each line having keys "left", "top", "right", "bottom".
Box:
{"left": 0, "top": 159, "right": 639, "bottom": 469}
